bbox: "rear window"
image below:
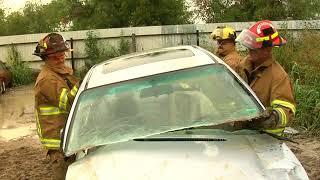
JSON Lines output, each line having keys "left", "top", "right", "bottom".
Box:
{"left": 103, "top": 49, "right": 194, "bottom": 73}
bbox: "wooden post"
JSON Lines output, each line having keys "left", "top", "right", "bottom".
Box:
{"left": 196, "top": 30, "right": 199, "bottom": 46}
{"left": 70, "top": 38, "right": 75, "bottom": 71}
{"left": 132, "top": 33, "right": 137, "bottom": 52}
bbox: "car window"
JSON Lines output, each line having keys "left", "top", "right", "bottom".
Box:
{"left": 103, "top": 49, "right": 194, "bottom": 74}
{"left": 65, "top": 64, "right": 264, "bottom": 154}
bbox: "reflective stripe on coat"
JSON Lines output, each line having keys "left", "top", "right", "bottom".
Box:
{"left": 34, "top": 64, "right": 79, "bottom": 149}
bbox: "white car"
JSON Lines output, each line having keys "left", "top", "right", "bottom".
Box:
{"left": 62, "top": 46, "right": 309, "bottom": 180}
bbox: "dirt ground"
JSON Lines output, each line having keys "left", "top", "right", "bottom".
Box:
{"left": 287, "top": 136, "right": 320, "bottom": 180}
{"left": 0, "top": 85, "right": 319, "bottom": 180}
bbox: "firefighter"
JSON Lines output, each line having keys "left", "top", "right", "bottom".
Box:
{"left": 33, "top": 33, "right": 79, "bottom": 179}
{"left": 211, "top": 25, "right": 246, "bottom": 80}
{"left": 236, "top": 20, "right": 296, "bottom": 136}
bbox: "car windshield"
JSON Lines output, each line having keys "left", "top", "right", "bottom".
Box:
{"left": 65, "top": 64, "right": 264, "bottom": 154}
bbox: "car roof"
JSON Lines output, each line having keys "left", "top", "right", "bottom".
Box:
{"left": 85, "top": 46, "right": 222, "bottom": 89}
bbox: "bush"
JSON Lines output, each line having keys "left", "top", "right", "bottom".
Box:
{"left": 273, "top": 30, "right": 320, "bottom": 135}
{"left": 84, "top": 31, "right": 103, "bottom": 70}
{"left": 78, "top": 31, "right": 130, "bottom": 78}
{"left": 6, "top": 44, "right": 34, "bottom": 86}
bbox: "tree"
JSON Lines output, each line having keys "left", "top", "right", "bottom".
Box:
{"left": 1, "top": 0, "right": 192, "bottom": 35}
{"left": 5, "top": 11, "right": 28, "bottom": 35}
{"left": 0, "top": 8, "right": 6, "bottom": 35}
{"left": 286, "top": 0, "right": 320, "bottom": 20}
{"left": 67, "top": 0, "right": 192, "bottom": 30}
{"left": 194, "top": 0, "right": 320, "bottom": 23}
{"left": 0, "top": 0, "right": 70, "bottom": 36}
{"left": 19, "top": 0, "right": 70, "bottom": 33}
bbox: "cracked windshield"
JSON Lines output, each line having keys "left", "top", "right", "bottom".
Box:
{"left": 66, "top": 65, "right": 263, "bottom": 153}
{"left": 1, "top": 0, "right": 319, "bottom": 179}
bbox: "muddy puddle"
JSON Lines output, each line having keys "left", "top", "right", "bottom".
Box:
{"left": 0, "top": 85, "right": 36, "bottom": 141}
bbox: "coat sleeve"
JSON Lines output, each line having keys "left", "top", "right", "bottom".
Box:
{"left": 38, "top": 77, "right": 79, "bottom": 113}
{"left": 270, "top": 75, "right": 296, "bottom": 127}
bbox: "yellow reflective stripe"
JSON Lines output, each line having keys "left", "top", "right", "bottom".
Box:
{"left": 39, "top": 106, "right": 67, "bottom": 115}
{"left": 264, "top": 127, "right": 285, "bottom": 136}
{"left": 70, "top": 85, "right": 78, "bottom": 97}
{"left": 41, "top": 139, "right": 60, "bottom": 144}
{"left": 59, "top": 88, "right": 68, "bottom": 111}
{"left": 256, "top": 31, "right": 279, "bottom": 42}
{"left": 41, "top": 138, "right": 61, "bottom": 149}
{"left": 274, "top": 108, "right": 287, "bottom": 127}
{"left": 35, "top": 110, "right": 42, "bottom": 137}
{"left": 271, "top": 99, "right": 296, "bottom": 115}
{"left": 44, "top": 144, "right": 60, "bottom": 149}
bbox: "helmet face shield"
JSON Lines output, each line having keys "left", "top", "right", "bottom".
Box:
{"left": 237, "top": 20, "right": 287, "bottom": 49}
{"left": 236, "top": 29, "right": 263, "bottom": 50}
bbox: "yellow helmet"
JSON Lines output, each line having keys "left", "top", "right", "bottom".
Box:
{"left": 211, "top": 26, "right": 237, "bottom": 40}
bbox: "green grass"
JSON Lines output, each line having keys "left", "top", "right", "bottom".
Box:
{"left": 6, "top": 44, "right": 34, "bottom": 86}
{"left": 274, "top": 30, "right": 320, "bottom": 136}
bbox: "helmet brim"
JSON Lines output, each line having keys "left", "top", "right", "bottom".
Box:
{"left": 272, "top": 36, "right": 287, "bottom": 47}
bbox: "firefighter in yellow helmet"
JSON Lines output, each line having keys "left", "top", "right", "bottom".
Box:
{"left": 211, "top": 26, "right": 246, "bottom": 80}
{"left": 236, "top": 20, "right": 296, "bottom": 136}
{"left": 33, "top": 33, "right": 79, "bottom": 180}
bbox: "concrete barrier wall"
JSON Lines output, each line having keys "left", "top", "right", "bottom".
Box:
{"left": 0, "top": 20, "right": 319, "bottom": 70}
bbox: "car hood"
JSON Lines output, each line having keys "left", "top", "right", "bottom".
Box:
{"left": 66, "top": 133, "right": 308, "bottom": 180}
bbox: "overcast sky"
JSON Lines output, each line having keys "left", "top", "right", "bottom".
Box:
{"left": 2, "top": 0, "right": 51, "bottom": 13}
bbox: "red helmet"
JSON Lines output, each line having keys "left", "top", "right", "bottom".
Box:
{"left": 236, "top": 20, "right": 286, "bottom": 49}
{"left": 33, "top": 33, "right": 70, "bottom": 59}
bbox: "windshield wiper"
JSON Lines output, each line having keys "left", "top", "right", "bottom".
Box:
{"left": 134, "top": 137, "right": 226, "bottom": 142}
{"left": 259, "top": 130, "right": 298, "bottom": 144}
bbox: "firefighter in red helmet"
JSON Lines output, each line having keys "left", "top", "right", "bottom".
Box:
{"left": 236, "top": 20, "right": 295, "bottom": 136}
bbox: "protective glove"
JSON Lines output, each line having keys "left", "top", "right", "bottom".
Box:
{"left": 250, "top": 109, "right": 280, "bottom": 129}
